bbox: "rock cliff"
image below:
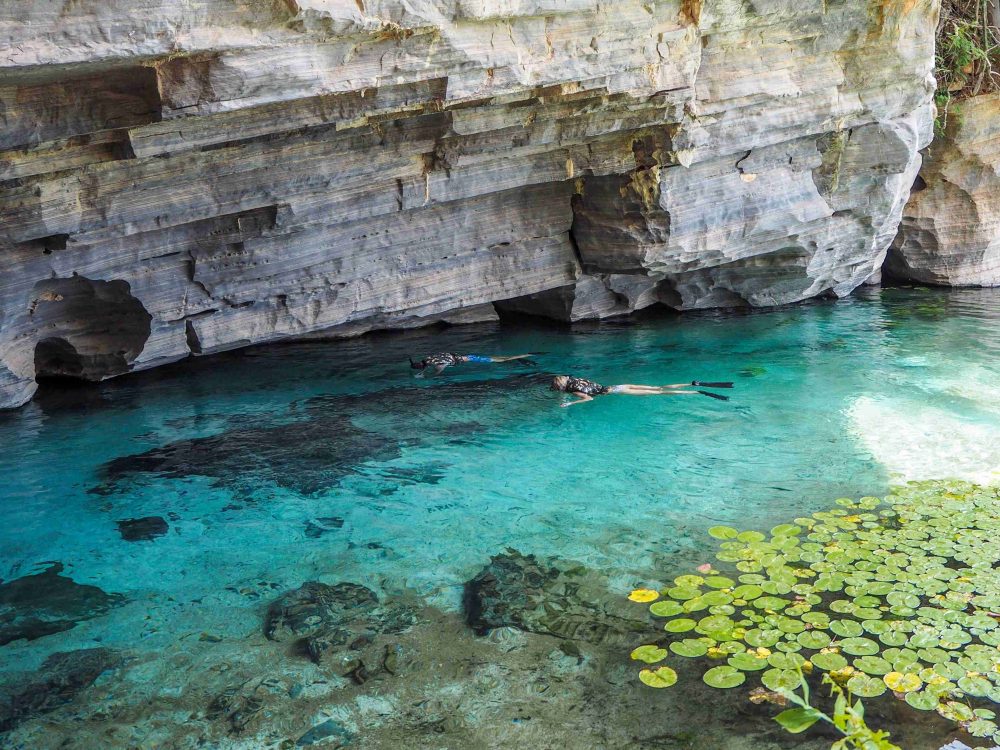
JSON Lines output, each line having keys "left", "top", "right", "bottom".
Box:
{"left": 889, "top": 92, "right": 1000, "bottom": 286}
{"left": 0, "top": 0, "right": 938, "bottom": 408}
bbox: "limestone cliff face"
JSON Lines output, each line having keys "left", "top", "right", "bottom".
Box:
{"left": 889, "top": 92, "right": 1000, "bottom": 286}
{"left": 0, "top": 0, "right": 938, "bottom": 408}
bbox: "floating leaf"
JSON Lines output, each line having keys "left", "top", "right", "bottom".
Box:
{"left": 884, "top": 671, "right": 922, "bottom": 692}
{"left": 708, "top": 526, "right": 739, "bottom": 540}
{"left": 761, "top": 668, "right": 800, "bottom": 691}
{"left": 639, "top": 666, "right": 678, "bottom": 688}
{"left": 830, "top": 620, "right": 864, "bottom": 638}
{"left": 703, "top": 666, "right": 745, "bottom": 688}
{"left": 728, "top": 652, "right": 769, "bottom": 671}
{"left": 811, "top": 652, "right": 848, "bottom": 671}
{"left": 853, "top": 656, "right": 892, "bottom": 675}
{"left": 705, "top": 576, "right": 735, "bottom": 589}
{"left": 905, "top": 690, "right": 940, "bottom": 711}
{"left": 839, "top": 637, "right": 879, "bottom": 656}
{"left": 796, "top": 631, "right": 831, "bottom": 650}
{"left": 664, "top": 618, "right": 696, "bottom": 633}
{"left": 670, "top": 638, "right": 709, "bottom": 658}
{"left": 649, "top": 600, "right": 685, "bottom": 617}
{"left": 847, "top": 674, "right": 887, "bottom": 697}
{"left": 628, "top": 588, "right": 660, "bottom": 603}
{"left": 631, "top": 645, "right": 668, "bottom": 663}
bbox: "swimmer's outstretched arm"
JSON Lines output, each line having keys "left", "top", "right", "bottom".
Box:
{"left": 560, "top": 392, "right": 593, "bottom": 408}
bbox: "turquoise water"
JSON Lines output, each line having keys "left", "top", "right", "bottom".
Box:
{"left": 2, "top": 286, "right": 1000, "bottom": 748}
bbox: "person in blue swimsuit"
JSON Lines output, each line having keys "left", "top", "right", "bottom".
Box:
{"left": 551, "top": 375, "right": 730, "bottom": 407}
{"left": 410, "top": 352, "right": 537, "bottom": 377}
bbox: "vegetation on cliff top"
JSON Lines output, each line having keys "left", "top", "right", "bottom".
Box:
{"left": 935, "top": 0, "right": 999, "bottom": 130}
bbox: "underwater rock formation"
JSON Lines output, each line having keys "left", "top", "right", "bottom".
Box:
{"left": 889, "top": 93, "right": 1000, "bottom": 286}
{"left": 0, "top": 648, "right": 121, "bottom": 732}
{"left": 0, "top": 564, "right": 124, "bottom": 646}
{"left": 0, "top": 0, "right": 938, "bottom": 407}
{"left": 116, "top": 516, "right": 169, "bottom": 542}
{"left": 465, "top": 549, "right": 647, "bottom": 644}
{"left": 265, "top": 581, "right": 417, "bottom": 680}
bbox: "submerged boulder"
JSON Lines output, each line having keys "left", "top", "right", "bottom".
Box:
{"left": 264, "top": 581, "right": 416, "bottom": 681}
{"left": 0, "top": 648, "right": 121, "bottom": 732}
{"left": 465, "top": 549, "right": 646, "bottom": 645}
{"left": 0, "top": 564, "right": 124, "bottom": 646}
{"left": 116, "top": 516, "right": 169, "bottom": 542}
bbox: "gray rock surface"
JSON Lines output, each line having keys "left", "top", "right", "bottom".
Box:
{"left": 0, "top": 0, "right": 938, "bottom": 407}
{"left": 889, "top": 92, "right": 1000, "bottom": 286}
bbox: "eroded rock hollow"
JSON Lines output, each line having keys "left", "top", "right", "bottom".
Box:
{"left": 0, "top": 0, "right": 938, "bottom": 407}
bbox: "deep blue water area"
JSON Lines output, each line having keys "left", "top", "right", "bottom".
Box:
{"left": 2, "top": 287, "right": 1000, "bottom": 748}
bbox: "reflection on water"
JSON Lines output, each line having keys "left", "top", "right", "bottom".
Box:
{"left": 1, "top": 287, "right": 999, "bottom": 748}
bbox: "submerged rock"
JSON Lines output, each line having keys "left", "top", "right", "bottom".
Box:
{"left": 116, "top": 516, "right": 169, "bottom": 542}
{"left": 90, "top": 375, "right": 538, "bottom": 496}
{"left": 0, "top": 648, "right": 121, "bottom": 732}
{"left": 296, "top": 718, "right": 353, "bottom": 747}
{"left": 265, "top": 582, "right": 417, "bottom": 681}
{"left": 0, "top": 564, "right": 124, "bottom": 646}
{"left": 465, "top": 550, "right": 646, "bottom": 645}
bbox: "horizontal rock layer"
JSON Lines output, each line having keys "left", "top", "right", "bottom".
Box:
{"left": 0, "top": 0, "right": 938, "bottom": 407}
{"left": 888, "top": 92, "right": 1000, "bottom": 286}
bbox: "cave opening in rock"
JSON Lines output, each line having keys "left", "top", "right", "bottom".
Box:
{"left": 30, "top": 276, "right": 152, "bottom": 385}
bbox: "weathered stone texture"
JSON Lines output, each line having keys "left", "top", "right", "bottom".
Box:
{"left": 0, "top": 0, "right": 938, "bottom": 407}
{"left": 889, "top": 93, "right": 1000, "bottom": 286}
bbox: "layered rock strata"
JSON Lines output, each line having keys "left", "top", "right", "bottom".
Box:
{"left": 888, "top": 92, "right": 1000, "bottom": 286}
{"left": 0, "top": 0, "right": 938, "bottom": 407}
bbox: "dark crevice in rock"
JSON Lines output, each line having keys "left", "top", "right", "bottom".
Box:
{"left": 30, "top": 276, "right": 152, "bottom": 383}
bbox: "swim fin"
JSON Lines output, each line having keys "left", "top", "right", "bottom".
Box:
{"left": 698, "top": 390, "right": 730, "bottom": 401}
{"left": 692, "top": 381, "right": 734, "bottom": 388}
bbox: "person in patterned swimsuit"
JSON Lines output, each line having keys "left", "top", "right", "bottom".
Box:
{"left": 410, "top": 352, "right": 537, "bottom": 377}
{"left": 550, "top": 375, "right": 709, "bottom": 407}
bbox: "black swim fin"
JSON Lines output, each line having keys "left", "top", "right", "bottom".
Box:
{"left": 692, "top": 381, "right": 734, "bottom": 388}
{"left": 698, "top": 390, "right": 730, "bottom": 401}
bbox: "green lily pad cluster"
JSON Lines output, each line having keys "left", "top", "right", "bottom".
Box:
{"left": 630, "top": 480, "right": 1000, "bottom": 743}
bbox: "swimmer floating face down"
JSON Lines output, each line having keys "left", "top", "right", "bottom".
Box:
{"left": 551, "top": 375, "right": 732, "bottom": 407}
{"left": 410, "top": 352, "right": 539, "bottom": 377}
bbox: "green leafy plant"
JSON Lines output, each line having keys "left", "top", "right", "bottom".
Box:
{"left": 933, "top": 1, "right": 999, "bottom": 133}
{"left": 774, "top": 670, "right": 900, "bottom": 750}
{"left": 629, "top": 481, "right": 1000, "bottom": 744}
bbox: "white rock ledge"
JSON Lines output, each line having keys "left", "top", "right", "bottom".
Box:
{"left": 0, "top": 0, "right": 938, "bottom": 408}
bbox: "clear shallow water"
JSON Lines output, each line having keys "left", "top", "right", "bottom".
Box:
{"left": 2, "top": 286, "right": 1000, "bottom": 747}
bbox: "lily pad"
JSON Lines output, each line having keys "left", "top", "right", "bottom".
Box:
{"left": 811, "top": 652, "right": 848, "bottom": 671}
{"left": 650, "top": 600, "right": 685, "bottom": 617}
{"left": 703, "top": 666, "right": 745, "bottom": 688}
{"left": 761, "top": 668, "right": 800, "bottom": 691}
{"left": 631, "top": 645, "right": 668, "bottom": 664}
{"left": 639, "top": 666, "right": 678, "bottom": 688}
{"left": 664, "top": 618, "right": 696, "bottom": 633}
{"left": 728, "top": 652, "right": 769, "bottom": 671}
{"left": 839, "top": 637, "right": 879, "bottom": 656}
{"left": 847, "top": 674, "right": 887, "bottom": 697}
{"left": 884, "top": 671, "right": 922, "bottom": 692}
{"left": 670, "top": 639, "right": 709, "bottom": 658}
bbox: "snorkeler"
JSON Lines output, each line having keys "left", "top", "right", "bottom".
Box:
{"left": 410, "top": 352, "right": 538, "bottom": 377}
{"left": 551, "top": 375, "right": 732, "bottom": 407}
